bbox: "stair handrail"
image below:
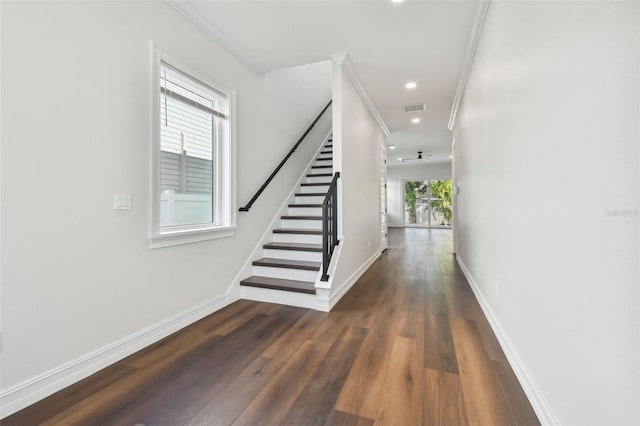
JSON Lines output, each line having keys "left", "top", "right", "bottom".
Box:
{"left": 321, "top": 172, "right": 340, "bottom": 281}
{"left": 239, "top": 100, "right": 333, "bottom": 212}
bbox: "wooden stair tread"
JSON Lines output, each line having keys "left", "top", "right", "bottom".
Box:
{"left": 240, "top": 276, "right": 316, "bottom": 294}
{"left": 306, "top": 173, "right": 332, "bottom": 177}
{"left": 311, "top": 165, "right": 332, "bottom": 169}
{"left": 315, "top": 158, "right": 333, "bottom": 161}
{"left": 263, "top": 242, "right": 322, "bottom": 252}
{"left": 301, "top": 182, "right": 330, "bottom": 187}
{"left": 288, "top": 204, "right": 322, "bottom": 208}
{"left": 252, "top": 258, "right": 321, "bottom": 271}
{"left": 295, "top": 192, "right": 327, "bottom": 196}
{"left": 281, "top": 215, "right": 322, "bottom": 220}
{"left": 273, "top": 228, "right": 323, "bottom": 235}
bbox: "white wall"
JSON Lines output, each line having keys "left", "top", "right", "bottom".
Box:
{"left": 0, "top": 1, "right": 330, "bottom": 415}
{"left": 245, "top": 60, "right": 332, "bottom": 203}
{"left": 387, "top": 162, "right": 451, "bottom": 226}
{"left": 455, "top": 2, "right": 639, "bottom": 424}
{"left": 330, "top": 61, "right": 385, "bottom": 296}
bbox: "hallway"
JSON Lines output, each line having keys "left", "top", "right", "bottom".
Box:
{"left": 4, "top": 228, "right": 539, "bottom": 425}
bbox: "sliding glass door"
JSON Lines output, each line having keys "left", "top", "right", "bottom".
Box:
{"left": 404, "top": 179, "right": 452, "bottom": 228}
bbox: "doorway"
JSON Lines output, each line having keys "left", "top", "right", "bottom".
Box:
{"left": 403, "top": 179, "right": 453, "bottom": 228}
{"left": 380, "top": 142, "right": 388, "bottom": 250}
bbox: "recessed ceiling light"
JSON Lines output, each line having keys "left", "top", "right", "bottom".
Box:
{"left": 412, "top": 118, "right": 421, "bottom": 124}
{"left": 449, "top": 155, "right": 453, "bottom": 159}
{"left": 388, "top": 144, "right": 396, "bottom": 150}
{"left": 392, "top": 0, "right": 404, "bottom": 3}
{"left": 405, "top": 81, "right": 417, "bottom": 89}
{"left": 397, "top": 158, "right": 404, "bottom": 162}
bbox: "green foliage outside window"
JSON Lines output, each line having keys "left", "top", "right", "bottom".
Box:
{"left": 404, "top": 179, "right": 453, "bottom": 226}
{"left": 405, "top": 181, "right": 428, "bottom": 224}
{"left": 429, "top": 180, "right": 453, "bottom": 226}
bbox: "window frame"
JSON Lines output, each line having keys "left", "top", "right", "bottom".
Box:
{"left": 150, "top": 46, "right": 236, "bottom": 248}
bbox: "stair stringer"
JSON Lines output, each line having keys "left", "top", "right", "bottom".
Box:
{"left": 227, "top": 131, "right": 333, "bottom": 305}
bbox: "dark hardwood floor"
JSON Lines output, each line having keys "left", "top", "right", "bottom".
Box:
{"left": 2, "top": 228, "right": 540, "bottom": 426}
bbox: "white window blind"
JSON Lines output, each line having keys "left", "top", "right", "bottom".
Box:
{"left": 151, "top": 49, "right": 236, "bottom": 248}
{"left": 160, "top": 62, "right": 227, "bottom": 161}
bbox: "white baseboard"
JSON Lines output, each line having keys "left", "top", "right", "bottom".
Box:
{"left": 0, "top": 293, "right": 229, "bottom": 419}
{"left": 321, "top": 249, "right": 381, "bottom": 311}
{"left": 456, "top": 255, "right": 560, "bottom": 426}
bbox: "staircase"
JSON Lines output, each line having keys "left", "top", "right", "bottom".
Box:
{"left": 240, "top": 137, "right": 333, "bottom": 299}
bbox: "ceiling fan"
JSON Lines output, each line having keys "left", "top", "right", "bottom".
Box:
{"left": 397, "top": 151, "right": 431, "bottom": 163}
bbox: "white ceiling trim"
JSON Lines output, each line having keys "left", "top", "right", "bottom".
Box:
{"left": 331, "top": 53, "right": 391, "bottom": 137}
{"left": 447, "top": 0, "right": 491, "bottom": 131}
{"left": 165, "top": 0, "right": 270, "bottom": 76}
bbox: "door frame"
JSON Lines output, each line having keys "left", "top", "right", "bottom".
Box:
{"left": 379, "top": 140, "right": 388, "bottom": 250}
{"left": 452, "top": 138, "right": 458, "bottom": 254}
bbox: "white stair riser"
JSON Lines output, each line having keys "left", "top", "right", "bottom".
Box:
{"left": 311, "top": 167, "right": 333, "bottom": 173}
{"left": 273, "top": 232, "right": 322, "bottom": 244}
{"left": 317, "top": 153, "right": 333, "bottom": 159}
{"left": 240, "top": 286, "right": 318, "bottom": 310}
{"left": 288, "top": 207, "right": 322, "bottom": 216}
{"left": 300, "top": 184, "right": 330, "bottom": 194}
{"left": 252, "top": 265, "right": 319, "bottom": 282}
{"left": 263, "top": 249, "right": 322, "bottom": 262}
{"left": 295, "top": 195, "right": 325, "bottom": 204}
{"left": 281, "top": 219, "right": 322, "bottom": 230}
{"left": 306, "top": 176, "right": 333, "bottom": 184}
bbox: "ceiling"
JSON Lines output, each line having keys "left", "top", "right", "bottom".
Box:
{"left": 171, "top": 0, "right": 479, "bottom": 167}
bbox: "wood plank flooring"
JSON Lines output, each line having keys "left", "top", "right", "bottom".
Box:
{"left": 3, "top": 228, "right": 540, "bottom": 426}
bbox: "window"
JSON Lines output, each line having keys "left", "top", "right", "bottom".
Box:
{"left": 403, "top": 179, "right": 452, "bottom": 228}
{"left": 151, "top": 49, "right": 236, "bottom": 248}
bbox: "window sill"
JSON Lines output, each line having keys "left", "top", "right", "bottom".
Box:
{"left": 150, "top": 225, "right": 237, "bottom": 249}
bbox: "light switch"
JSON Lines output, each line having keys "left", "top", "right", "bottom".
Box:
{"left": 114, "top": 194, "right": 132, "bottom": 210}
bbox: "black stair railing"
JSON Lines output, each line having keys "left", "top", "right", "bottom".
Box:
{"left": 239, "top": 100, "right": 333, "bottom": 212}
{"left": 321, "top": 172, "right": 340, "bottom": 281}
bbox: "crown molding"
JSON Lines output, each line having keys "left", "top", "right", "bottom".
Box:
{"left": 165, "top": 0, "right": 269, "bottom": 76}
{"left": 331, "top": 53, "right": 390, "bottom": 137}
{"left": 447, "top": 0, "right": 491, "bottom": 131}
